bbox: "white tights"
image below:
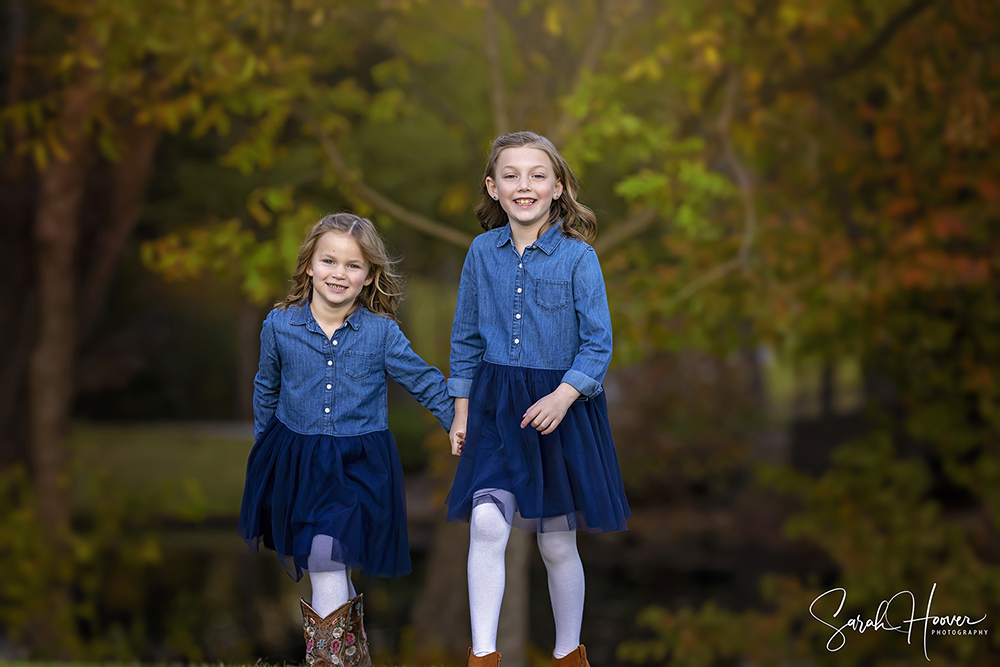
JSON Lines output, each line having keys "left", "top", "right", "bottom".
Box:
{"left": 307, "top": 535, "right": 357, "bottom": 618}
{"left": 469, "top": 501, "right": 585, "bottom": 658}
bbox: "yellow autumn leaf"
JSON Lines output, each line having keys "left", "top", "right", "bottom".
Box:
{"left": 544, "top": 6, "right": 562, "bottom": 37}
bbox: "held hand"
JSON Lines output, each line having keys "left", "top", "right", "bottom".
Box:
{"left": 450, "top": 398, "right": 469, "bottom": 456}
{"left": 521, "top": 383, "right": 581, "bottom": 435}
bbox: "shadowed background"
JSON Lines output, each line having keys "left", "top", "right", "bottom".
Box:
{"left": 1, "top": 0, "right": 998, "bottom": 665}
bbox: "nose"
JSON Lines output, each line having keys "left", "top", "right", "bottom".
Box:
{"left": 517, "top": 176, "right": 531, "bottom": 191}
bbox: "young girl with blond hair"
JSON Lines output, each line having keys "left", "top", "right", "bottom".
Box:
{"left": 240, "top": 213, "right": 454, "bottom": 667}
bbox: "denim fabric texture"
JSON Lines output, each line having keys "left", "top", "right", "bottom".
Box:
{"left": 449, "top": 221, "right": 613, "bottom": 399}
{"left": 253, "top": 303, "right": 454, "bottom": 440}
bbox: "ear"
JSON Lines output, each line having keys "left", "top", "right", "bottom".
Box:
{"left": 485, "top": 177, "right": 498, "bottom": 201}
{"left": 364, "top": 270, "right": 375, "bottom": 287}
{"left": 306, "top": 265, "right": 313, "bottom": 277}
{"left": 554, "top": 180, "right": 564, "bottom": 200}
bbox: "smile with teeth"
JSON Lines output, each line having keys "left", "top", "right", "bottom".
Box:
{"left": 326, "top": 282, "right": 348, "bottom": 291}
{"left": 514, "top": 198, "right": 536, "bottom": 206}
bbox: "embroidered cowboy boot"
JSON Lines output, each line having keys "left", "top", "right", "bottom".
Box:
{"left": 300, "top": 594, "right": 371, "bottom": 667}
{"left": 468, "top": 648, "right": 502, "bottom": 667}
{"left": 552, "top": 645, "right": 590, "bottom": 667}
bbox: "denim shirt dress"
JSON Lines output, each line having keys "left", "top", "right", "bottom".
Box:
{"left": 240, "top": 302, "right": 454, "bottom": 580}
{"left": 445, "top": 222, "right": 630, "bottom": 534}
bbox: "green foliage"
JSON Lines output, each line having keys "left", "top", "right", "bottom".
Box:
{"left": 8, "top": 0, "right": 1000, "bottom": 663}
{"left": 0, "top": 463, "right": 205, "bottom": 660}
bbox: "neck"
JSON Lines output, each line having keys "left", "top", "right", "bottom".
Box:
{"left": 309, "top": 297, "right": 358, "bottom": 338}
{"left": 510, "top": 220, "right": 549, "bottom": 254}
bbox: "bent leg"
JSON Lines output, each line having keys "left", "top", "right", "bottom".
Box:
{"left": 469, "top": 500, "right": 512, "bottom": 656}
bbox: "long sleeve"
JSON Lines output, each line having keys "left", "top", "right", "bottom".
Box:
{"left": 385, "top": 321, "right": 455, "bottom": 432}
{"left": 252, "top": 312, "right": 281, "bottom": 440}
{"left": 560, "top": 249, "right": 613, "bottom": 398}
{"left": 448, "top": 245, "right": 485, "bottom": 398}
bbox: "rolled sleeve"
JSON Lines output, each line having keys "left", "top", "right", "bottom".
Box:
{"left": 385, "top": 321, "right": 455, "bottom": 432}
{"left": 252, "top": 313, "right": 281, "bottom": 441}
{"left": 447, "top": 376, "right": 473, "bottom": 398}
{"left": 566, "top": 249, "right": 613, "bottom": 398}
{"left": 560, "top": 368, "right": 600, "bottom": 399}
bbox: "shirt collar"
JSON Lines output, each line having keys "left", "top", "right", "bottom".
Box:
{"left": 494, "top": 221, "right": 565, "bottom": 255}
{"left": 289, "top": 300, "right": 365, "bottom": 331}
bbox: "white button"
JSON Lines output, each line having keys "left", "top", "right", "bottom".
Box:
{"left": 332, "top": 340, "right": 338, "bottom": 346}
{"left": 327, "top": 360, "right": 333, "bottom": 366}
{"left": 517, "top": 287, "right": 522, "bottom": 293}
{"left": 326, "top": 384, "right": 332, "bottom": 390}
{"left": 519, "top": 263, "right": 522, "bottom": 268}
{"left": 514, "top": 338, "right": 520, "bottom": 344}
{"left": 324, "top": 408, "right": 330, "bottom": 413}
{"left": 515, "top": 313, "right": 521, "bottom": 319}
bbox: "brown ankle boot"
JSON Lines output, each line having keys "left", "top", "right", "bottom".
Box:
{"left": 552, "top": 645, "right": 590, "bottom": 667}
{"left": 301, "top": 595, "right": 371, "bottom": 667}
{"left": 468, "top": 648, "right": 502, "bottom": 667}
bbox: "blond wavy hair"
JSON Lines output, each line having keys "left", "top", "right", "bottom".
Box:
{"left": 277, "top": 213, "right": 403, "bottom": 320}
{"left": 474, "top": 131, "right": 597, "bottom": 244}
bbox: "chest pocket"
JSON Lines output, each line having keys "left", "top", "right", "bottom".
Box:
{"left": 534, "top": 278, "right": 570, "bottom": 310}
{"left": 343, "top": 350, "right": 378, "bottom": 380}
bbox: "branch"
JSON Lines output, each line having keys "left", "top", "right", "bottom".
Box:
{"left": 717, "top": 74, "right": 756, "bottom": 268}
{"left": 659, "top": 258, "right": 741, "bottom": 312}
{"left": 660, "top": 72, "right": 756, "bottom": 310}
{"left": 551, "top": 0, "right": 627, "bottom": 143}
{"left": 757, "top": 0, "right": 937, "bottom": 103}
{"left": 593, "top": 208, "right": 657, "bottom": 254}
{"left": 306, "top": 116, "right": 473, "bottom": 249}
{"left": 483, "top": 1, "right": 510, "bottom": 134}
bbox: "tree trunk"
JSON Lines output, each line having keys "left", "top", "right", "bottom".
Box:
{"left": 30, "top": 79, "right": 94, "bottom": 532}
{"left": 410, "top": 520, "right": 472, "bottom": 664}
{"left": 497, "top": 528, "right": 530, "bottom": 667}
{"left": 26, "top": 76, "right": 97, "bottom": 656}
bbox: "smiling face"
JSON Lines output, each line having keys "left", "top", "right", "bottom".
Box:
{"left": 485, "top": 146, "right": 564, "bottom": 234}
{"left": 306, "top": 230, "right": 373, "bottom": 315}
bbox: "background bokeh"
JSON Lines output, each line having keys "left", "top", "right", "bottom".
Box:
{"left": 1, "top": 1, "right": 998, "bottom": 665}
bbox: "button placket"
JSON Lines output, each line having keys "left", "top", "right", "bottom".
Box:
{"left": 511, "top": 246, "right": 525, "bottom": 363}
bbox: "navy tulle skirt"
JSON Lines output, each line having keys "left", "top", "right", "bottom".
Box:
{"left": 446, "top": 361, "right": 630, "bottom": 533}
{"left": 238, "top": 417, "right": 410, "bottom": 581}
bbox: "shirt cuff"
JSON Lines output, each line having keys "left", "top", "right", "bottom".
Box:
{"left": 448, "top": 377, "right": 473, "bottom": 398}
{"left": 560, "top": 369, "right": 602, "bottom": 399}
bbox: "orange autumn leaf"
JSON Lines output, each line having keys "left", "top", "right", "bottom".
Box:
{"left": 875, "top": 124, "right": 902, "bottom": 159}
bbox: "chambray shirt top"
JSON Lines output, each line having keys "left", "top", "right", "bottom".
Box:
{"left": 253, "top": 303, "right": 454, "bottom": 441}
{"left": 449, "top": 221, "right": 613, "bottom": 400}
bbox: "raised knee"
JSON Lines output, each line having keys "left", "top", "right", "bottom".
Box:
{"left": 470, "top": 506, "right": 511, "bottom": 546}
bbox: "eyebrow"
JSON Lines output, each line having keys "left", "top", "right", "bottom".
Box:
{"left": 500, "top": 164, "right": 550, "bottom": 171}
{"left": 318, "top": 252, "right": 365, "bottom": 263}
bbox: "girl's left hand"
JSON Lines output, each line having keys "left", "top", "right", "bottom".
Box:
{"left": 521, "top": 383, "right": 581, "bottom": 435}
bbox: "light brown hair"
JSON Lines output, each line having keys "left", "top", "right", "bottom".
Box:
{"left": 277, "top": 213, "right": 403, "bottom": 319}
{"left": 474, "top": 131, "right": 597, "bottom": 244}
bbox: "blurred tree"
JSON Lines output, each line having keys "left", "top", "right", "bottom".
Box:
{"left": 0, "top": 0, "right": 355, "bottom": 654}
{"left": 6, "top": 0, "right": 996, "bottom": 662}
{"left": 142, "top": 0, "right": 1000, "bottom": 663}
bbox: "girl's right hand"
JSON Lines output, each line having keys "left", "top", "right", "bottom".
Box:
{"left": 450, "top": 426, "right": 466, "bottom": 456}
{"left": 450, "top": 398, "right": 469, "bottom": 456}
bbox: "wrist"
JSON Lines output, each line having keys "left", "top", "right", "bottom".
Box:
{"left": 556, "top": 382, "right": 582, "bottom": 402}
